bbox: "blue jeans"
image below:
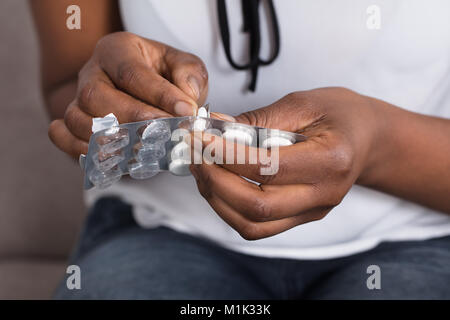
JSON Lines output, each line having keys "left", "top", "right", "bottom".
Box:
{"left": 54, "top": 197, "right": 450, "bottom": 299}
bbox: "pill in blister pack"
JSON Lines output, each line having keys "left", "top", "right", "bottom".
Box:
{"left": 261, "top": 131, "right": 296, "bottom": 148}
{"left": 169, "top": 141, "right": 192, "bottom": 176}
{"left": 81, "top": 106, "right": 307, "bottom": 189}
{"left": 222, "top": 123, "right": 257, "bottom": 146}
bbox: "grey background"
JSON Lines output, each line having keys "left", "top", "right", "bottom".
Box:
{"left": 0, "top": 0, "right": 86, "bottom": 299}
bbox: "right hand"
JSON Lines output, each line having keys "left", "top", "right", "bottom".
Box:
{"left": 49, "top": 32, "right": 209, "bottom": 158}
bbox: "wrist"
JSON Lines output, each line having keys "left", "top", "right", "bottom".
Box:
{"left": 356, "top": 96, "right": 402, "bottom": 188}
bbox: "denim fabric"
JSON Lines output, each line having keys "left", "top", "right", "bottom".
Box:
{"left": 54, "top": 197, "right": 450, "bottom": 300}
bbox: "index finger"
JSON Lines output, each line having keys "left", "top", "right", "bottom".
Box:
{"left": 77, "top": 63, "right": 173, "bottom": 122}
{"left": 191, "top": 131, "right": 331, "bottom": 185}
{"left": 190, "top": 162, "right": 326, "bottom": 222}
{"left": 97, "top": 36, "right": 199, "bottom": 116}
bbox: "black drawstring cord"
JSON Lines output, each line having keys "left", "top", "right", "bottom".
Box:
{"left": 217, "top": 0, "right": 280, "bottom": 92}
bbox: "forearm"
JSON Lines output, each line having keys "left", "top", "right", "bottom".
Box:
{"left": 29, "top": 0, "right": 122, "bottom": 120}
{"left": 44, "top": 78, "right": 77, "bottom": 120}
{"left": 359, "top": 98, "right": 450, "bottom": 213}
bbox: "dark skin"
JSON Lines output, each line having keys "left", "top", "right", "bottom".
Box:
{"left": 31, "top": 1, "right": 450, "bottom": 240}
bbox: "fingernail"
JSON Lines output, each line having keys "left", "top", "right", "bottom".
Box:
{"left": 187, "top": 76, "right": 201, "bottom": 100}
{"left": 211, "top": 112, "right": 236, "bottom": 122}
{"left": 174, "top": 101, "right": 195, "bottom": 116}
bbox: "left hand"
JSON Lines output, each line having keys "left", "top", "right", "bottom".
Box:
{"left": 190, "top": 87, "right": 384, "bottom": 240}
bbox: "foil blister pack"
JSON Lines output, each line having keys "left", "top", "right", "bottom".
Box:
{"left": 81, "top": 108, "right": 307, "bottom": 189}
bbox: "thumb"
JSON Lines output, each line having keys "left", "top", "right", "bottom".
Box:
{"left": 234, "top": 92, "right": 314, "bottom": 133}
{"left": 234, "top": 102, "right": 291, "bottom": 131}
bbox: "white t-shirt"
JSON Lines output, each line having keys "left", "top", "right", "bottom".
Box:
{"left": 85, "top": 0, "right": 450, "bottom": 259}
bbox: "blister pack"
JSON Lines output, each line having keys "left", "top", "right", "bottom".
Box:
{"left": 80, "top": 106, "right": 307, "bottom": 189}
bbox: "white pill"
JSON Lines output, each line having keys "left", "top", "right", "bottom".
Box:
{"left": 223, "top": 128, "right": 254, "bottom": 145}
{"left": 197, "top": 107, "right": 208, "bottom": 118}
{"left": 169, "top": 141, "right": 192, "bottom": 176}
{"left": 169, "top": 158, "right": 192, "bottom": 176}
{"left": 193, "top": 107, "right": 209, "bottom": 131}
{"left": 261, "top": 136, "right": 294, "bottom": 148}
{"left": 193, "top": 118, "right": 208, "bottom": 131}
{"left": 171, "top": 141, "right": 190, "bottom": 159}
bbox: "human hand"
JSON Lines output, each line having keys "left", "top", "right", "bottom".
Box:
{"left": 190, "top": 88, "right": 384, "bottom": 240}
{"left": 49, "top": 32, "right": 208, "bottom": 158}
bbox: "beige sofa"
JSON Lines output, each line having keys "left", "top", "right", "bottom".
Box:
{"left": 0, "top": 0, "right": 86, "bottom": 299}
